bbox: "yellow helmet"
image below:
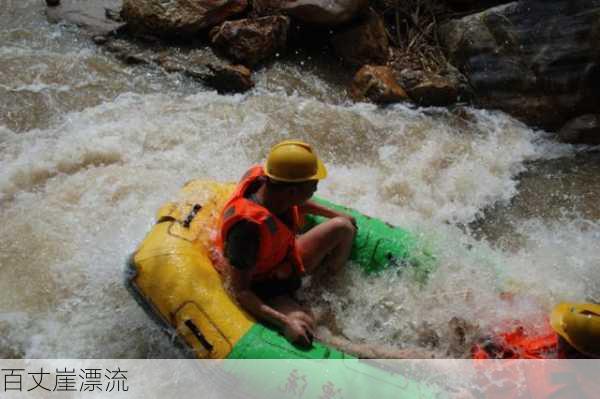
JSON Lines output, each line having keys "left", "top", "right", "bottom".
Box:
{"left": 264, "top": 140, "right": 327, "bottom": 183}
{"left": 550, "top": 303, "right": 600, "bottom": 357}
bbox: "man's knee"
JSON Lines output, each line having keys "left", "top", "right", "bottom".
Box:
{"left": 329, "top": 216, "right": 356, "bottom": 238}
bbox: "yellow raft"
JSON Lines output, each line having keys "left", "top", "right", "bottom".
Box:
{"left": 126, "top": 179, "right": 436, "bottom": 360}
{"left": 127, "top": 180, "right": 256, "bottom": 359}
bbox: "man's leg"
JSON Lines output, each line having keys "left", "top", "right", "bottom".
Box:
{"left": 320, "top": 335, "right": 437, "bottom": 359}
{"left": 297, "top": 217, "right": 356, "bottom": 274}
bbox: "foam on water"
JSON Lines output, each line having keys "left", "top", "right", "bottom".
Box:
{"left": 1, "top": 0, "right": 598, "bottom": 359}
{"left": 1, "top": 84, "right": 595, "bottom": 358}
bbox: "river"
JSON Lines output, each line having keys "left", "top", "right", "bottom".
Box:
{"left": 1, "top": 1, "right": 599, "bottom": 358}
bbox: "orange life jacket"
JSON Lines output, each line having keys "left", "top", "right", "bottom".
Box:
{"left": 215, "top": 165, "right": 305, "bottom": 280}
{"left": 471, "top": 325, "right": 598, "bottom": 399}
{"left": 472, "top": 323, "right": 559, "bottom": 359}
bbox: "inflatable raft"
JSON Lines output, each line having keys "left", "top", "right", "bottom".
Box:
{"left": 126, "top": 180, "right": 436, "bottom": 360}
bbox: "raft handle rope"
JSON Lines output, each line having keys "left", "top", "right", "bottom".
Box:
{"left": 183, "top": 204, "right": 202, "bottom": 228}
{"left": 184, "top": 319, "right": 214, "bottom": 352}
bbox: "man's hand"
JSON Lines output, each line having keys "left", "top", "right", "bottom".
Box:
{"left": 283, "top": 312, "right": 315, "bottom": 347}
{"left": 342, "top": 214, "right": 357, "bottom": 230}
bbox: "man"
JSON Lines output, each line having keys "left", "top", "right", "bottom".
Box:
{"left": 215, "top": 140, "right": 357, "bottom": 347}
{"left": 467, "top": 303, "right": 600, "bottom": 399}
{"left": 472, "top": 302, "right": 600, "bottom": 359}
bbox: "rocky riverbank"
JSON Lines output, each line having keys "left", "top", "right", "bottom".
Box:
{"left": 45, "top": 0, "right": 600, "bottom": 144}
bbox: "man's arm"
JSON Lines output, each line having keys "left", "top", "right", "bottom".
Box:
{"left": 229, "top": 268, "right": 313, "bottom": 347}
{"left": 300, "top": 200, "right": 357, "bottom": 227}
{"left": 224, "top": 221, "right": 314, "bottom": 346}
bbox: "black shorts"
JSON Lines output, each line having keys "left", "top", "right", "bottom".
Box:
{"left": 250, "top": 274, "right": 302, "bottom": 301}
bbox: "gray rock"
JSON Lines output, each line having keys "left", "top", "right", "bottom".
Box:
{"left": 103, "top": 38, "right": 137, "bottom": 54}
{"left": 210, "top": 16, "right": 290, "bottom": 67}
{"left": 121, "top": 0, "right": 248, "bottom": 37}
{"left": 396, "top": 66, "right": 471, "bottom": 106}
{"left": 102, "top": 38, "right": 152, "bottom": 64}
{"left": 440, "top": 0, "right": 600, "bottom": 130}
{"left": 156, "top": 52, "right": 254, "bottom": 93}
{"left": 46, "top": 0, "right": 125, "bottom": 36}
{"left": 558, "top": 114, "right": 600, "bottom": 145}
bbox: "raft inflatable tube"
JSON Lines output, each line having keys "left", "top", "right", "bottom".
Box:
{"left": 126, "top": 180, "right": 440, "bottom": 396}
{"left": 127, "top": 180, "right": 436, "bottom": 358}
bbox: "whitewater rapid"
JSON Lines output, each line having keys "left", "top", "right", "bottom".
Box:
{"left": 1, "top": 1, "right": 598, "bottom": 358}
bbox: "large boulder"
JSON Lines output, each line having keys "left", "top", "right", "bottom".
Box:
{"left": 401, "top": 72, "right": 458, "bottom": 107}
{"left": 350, "top": 65, "right": 409, "bottom": 104}
{"left": 210, "top": 16, "right": 289, "bottom": 67}
{"left": 395, "top": 66, "right": 471, "bottom": 106}
{"left": 254, "top": 0, "right": 368, "bottom": 26}
{"left": 331, "top": 8, "right": 389, "bottom": 66}
{"left": 440, "top": 1, "right": 600, "bottom": 130}
{"left": 121, "top": 0, "right": 247, "bottom": 37}
{"left": 558, "top": 114, "right": 600, "bottom": 145}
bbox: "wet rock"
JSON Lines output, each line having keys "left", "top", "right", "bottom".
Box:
{"left": 156, "top": 55, "right": 186, "bottom": 74}
{"left": 160, "top": 56, "right": 210, "bottom": 79}
{"left": 203, "top": 64, "right": 255, "bottom": 93}
{"left": 92, "top": 35, "right": 109, "bottom": 45}
{"left": 440, "top": 1, "right": 600, "bottom": 130}
{"left": 102, "top": 38, "right": 150, "bottom": 64}
{"left": 209, "top": 16, "right": 289, "bottom": 67}
{"left": 558, "top": 114, "right": 600, "bottom": 145}
{"left": 46, "top": 0, "right": 61, "bottom": 6}
{"left": 350, "top": 65, "right": 409, "bottom": 104}
{"left": 254, "top": 0, "right": 368, "bottom": 26}
{"left": 156, "top": 53, "right": 254, "bottom": 93}
{"left": 331, "top": 8, "right": 389, "bottom": 66}
{"left": 116, "top": 52, "right": 150, "bottom": 65}
{"left": 103, "top": 38, "right": 136, "bottom": 54}
{"left": 396, "top": 69, "right": 464, "bottom": 107}
{"left": 121, "top": 0, "right": 248, "bottom": 37}
{"left": 105, "top": 8, "right": 124, "bottom": 23}
{"left": 45, "top": 0, "right": 125, "bottom": 36}
{"left": 442, "top": 64, "right": 473, "bottom": 101}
